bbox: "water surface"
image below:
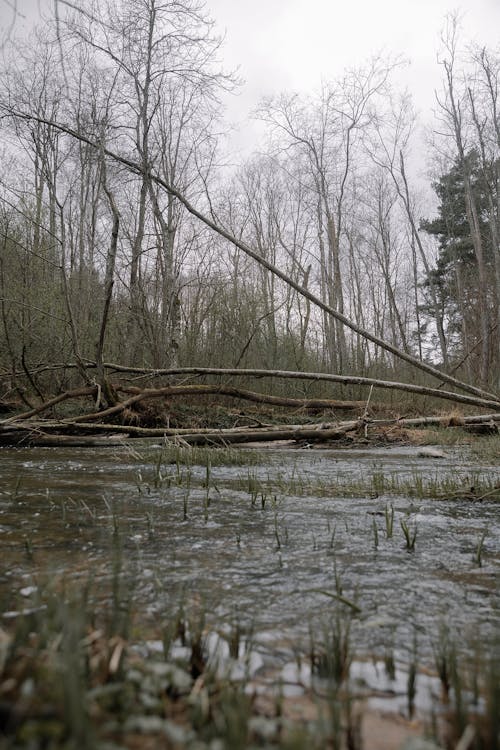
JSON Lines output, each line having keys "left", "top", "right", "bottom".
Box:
{"left": 1, "top": 443, "right": 498, "bottom": 671}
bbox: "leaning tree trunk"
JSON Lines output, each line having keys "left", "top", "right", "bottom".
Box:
{"left": 5, "top": 107, "right": 500, "bottom": 403}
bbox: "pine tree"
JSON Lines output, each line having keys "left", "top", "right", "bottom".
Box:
{"left": 420, "top": 151, "right": 497, "bottom": 373}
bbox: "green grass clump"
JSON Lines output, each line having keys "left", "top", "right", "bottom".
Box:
{"left": 468, "top": 434, "right": 500, "bottom": 463}
{"left": 220, "top": 468, "right": 500, "bottom": 502}
{"left": 400, "top": 517, "right": 417, "bottom": 551}
{"left": 142, "top": 443, "right": 264, "bottom": 468}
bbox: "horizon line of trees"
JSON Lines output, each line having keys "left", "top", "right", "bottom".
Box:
{"left": 0, "top": 2, "right": 498, "bottom": 404}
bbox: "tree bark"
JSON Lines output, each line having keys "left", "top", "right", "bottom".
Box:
{"left": 100, "top": 364, "right": 500, "bottom": 411}
{"left": 1, "top": 412, "right": 498, "bottom": 446}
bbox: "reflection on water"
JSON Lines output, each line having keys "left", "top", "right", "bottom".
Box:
{"left": 1, "top": 443, "right": 499, "bottom": 667}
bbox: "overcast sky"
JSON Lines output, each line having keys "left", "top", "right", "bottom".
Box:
{"left": 211, "top": 0, "right": 500, "bottom": 151}
{"left": 2, "top": 0, "right": 500, "bottom": 155}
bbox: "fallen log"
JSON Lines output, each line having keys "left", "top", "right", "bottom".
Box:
{"left": 103, "top": 365, "right": 500, "bottom": 412}
{"left": 149, "top": 412, "right": 500, "bottom": 445}
{"left": 162, "top": 422, "right": 360, "bottom": 446}
{"left": 0, "top": 419, "right": 352, "bottom": 439}
{"left": 34, "top": 433, "right": 127, "bottom": 447}
{"left": 1, "top": 411, "right": 499, "bottom": 448}
{"left": 1, "top": 384, "right": 372, "bottom": 427}
{"left": 0, "top": 429, "right": 128, "bottom": 447}
{"left": 120, "top": 383, "right": 372, "bottom": 412}
{"left": 13, "top": 379, "right": 499, "bottom": 429}
{"left": 3, "top": 370, "right": 500, "bottom": 433}
{"left": 1, "top": 386, "right": 96, "bottom": 424}
{"left": 377, "top": 412, "right": 500, "bottom": 428}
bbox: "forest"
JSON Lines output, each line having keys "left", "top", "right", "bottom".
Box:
{"left": 0, "top": 0, "right": 499, "bottom": 434}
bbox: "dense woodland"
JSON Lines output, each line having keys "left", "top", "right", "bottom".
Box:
{"left": 0, "top": 1, "right": 499, "bottom": 413}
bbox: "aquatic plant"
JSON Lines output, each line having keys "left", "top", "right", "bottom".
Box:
{"left": 371, "top": 469, "right": 386, "bottom": 496}
{"left": 203, "top": 485, "right": 211, "bottom": 522}
{"left": 310, "top": 614, "right": 352, "bottom": 685}
{"left": 329, "top": 524, "right": 337, "bottom": 550}
{"left": 23, "top": 533, "right": 34, "bottom": 561}
{"left": 401, "top": 517, "right": 417, "bottom": 550}
{"left": 474, "top": 530, "right": 487, "bottom": 568}
{"left": 153, "top": 448, "right": 165, "bottom": 488}
{"left": 271, "top": 510, "right": 289, "bottom": 550}
{"left": 484, "top": 642, "right": 500, "bottom": 750}
{"left": 428, "top": 634, "right": 500, "bottom": 749}
{"left": 78, "top": 497, "right": 97, "bottom": 524}
{"left": 274, "top": 511, "right": 282, "bottom": 550}
{"left": 59, "top": 498, "right": 67, "bottom": 522}
{"left": 1, "top": 564, "right": 498, "bottom": 750}
{"left": 5, "top": 476, "right": 22, "bottom": 503}
{"left": 372, "top": 517, "right": 379, "bottom": 549}
{"left": 449, "top": 650, "right": 467, "bottom": 742}
{"left": 385, "top": 503, "right": 394, "bottom": 538}
{"left": 216, "top": 464, "right": 500, "bottom": 501}
{"left": 432, "top": 624, "right": 454, "bottom": 701}
{"left": 143, "top": 443, "right": 263, "bottom": 468}
{"left": 407, "top": 635, "right": 418, "bottom": 719}
{"left": 145, "top": 511, "right": 155, "bottom": 539}
{"left": 384, "top": 645, "right": 396, "bottom": 681}
{"left": 2, "top": 435, "right": 500, "bottom": 749}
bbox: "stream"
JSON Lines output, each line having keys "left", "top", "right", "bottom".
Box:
{"left": 1, "top": 442, "right": 499, "bottom": 705}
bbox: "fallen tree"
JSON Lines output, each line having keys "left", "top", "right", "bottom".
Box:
{"left": 1, "top": 411, "right": 498, "bottom": 447}
{"left": 114, "top": 367, "right": 500, "bottom": 411}
{"left": 3, "top": 369, "right": 500, "bottom": 430}
{"left": 1, "top": 368, "right": 500, "bottom": 447}
{"left": 2, "top": 106, "right": 499, "bottom": 405}
{"left": 1, "top": 113, "right": 499, "bottom": 447}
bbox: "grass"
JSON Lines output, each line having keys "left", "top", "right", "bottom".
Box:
{"left": 400, "top": 517, "right": 418, "bottom": 551}
{"left": 140, "top": 443, "right": 265, "bottom": 468}
{"left": 218, "top": 466, "right": 500, "bottom": 503}
{"left": 468, "top": 433, "right": 500, "bottom": 463}
{"left": 129, "top": 431, "right": 500, "bottom": 503}
{"left": 309, "top": 615, "right": 352, "bottom": 688}
{"left": 433, "top": 624, "right": 455, "bottom": 702}
{"left": 2, "top": 538, "right": 499, "bottom": 749}
{"left": 407, "top": 634, "right": 418, "bottom": 719}
{"left": 385, "top": 503, "right": 394, "bottom": 537}
{"left": 474, "top": 530, "right": 488, "bottom": 568}
{"left": 0, "top": 574, "right": 361, "bottom": 749}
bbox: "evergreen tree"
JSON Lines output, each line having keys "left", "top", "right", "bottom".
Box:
{"left": 420, "top": 151, "right": 497, "bottom": 368}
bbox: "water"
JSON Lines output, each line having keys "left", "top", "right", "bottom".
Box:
{"left": 1, "top": 442, "right": 499, "bottom": 671}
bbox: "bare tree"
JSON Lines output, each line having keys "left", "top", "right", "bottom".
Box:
{"left": 435, "top": 16, "right": 493, "bottom": 383}
{"left": 368, "top": 93, "right": 450, "bottom": 368}
{"left": 257, "top": 58, "right": 398, "bottom": 373}
{"left": 468, "top": 44, "right": 500, "bottom": 385}
{"left": 59, "top": 0, "right": 235, "bottom": 367}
